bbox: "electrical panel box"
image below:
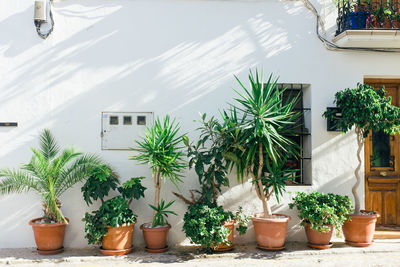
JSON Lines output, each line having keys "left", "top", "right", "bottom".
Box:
{"left": 101, "top": 112, "right": 153, "bottom": 150}
{"left": 34, "top": 0, "right": 46, "bottom": 21}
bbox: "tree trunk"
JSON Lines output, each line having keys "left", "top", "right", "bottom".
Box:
{"left": 353, "top": 127, "right": 364, "bottom": 215}
{"left": 257, "top": 143, "right": 271, "bottom": 218}
{"left": 153, "top": 168, "right": 161, "bottom": 217}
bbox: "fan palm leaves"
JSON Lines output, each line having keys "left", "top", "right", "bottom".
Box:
{"left": 0, "top": 129, "right": 102, "bottom": 223}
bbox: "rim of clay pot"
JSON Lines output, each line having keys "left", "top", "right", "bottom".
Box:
{"left": 222, "top": 220, "right": 235, "bottom": 226}
{"left": 106, "top": 223, "right": 135, "bottom": 229}
{"left": 140, "top": 223, "right": 171, "bottom": 231}
{"left": 304, "top": 222, "right": 333, "bottom": 231}
{"left": 251, "top": 213, "right": 291, "bottom": 222}
{"left": 348, "top": 210, "right": 380, "bottom": 219}
{"left": 29, "top": 217, "right": 69, "bottom": 227}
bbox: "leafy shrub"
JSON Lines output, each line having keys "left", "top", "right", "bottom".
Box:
{"left": 289, "top": 191, "right": 353, "bottom": 233}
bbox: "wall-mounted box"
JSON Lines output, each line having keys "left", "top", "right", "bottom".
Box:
{"left": 101, "top": 112, "right": 153, "bottom": 150}
{"left": 326, "top": 107, "right": 343, "bottom": 132}
{"left": 0, "top": 122, "right": 18, "bottom": 127}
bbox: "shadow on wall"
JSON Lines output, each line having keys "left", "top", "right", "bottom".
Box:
{"left": 1, "top": 0, "right": 318, "bottom": 248}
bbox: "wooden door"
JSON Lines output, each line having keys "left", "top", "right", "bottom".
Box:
{"left": 364, "top": 79, "right": 400, "bottom": 226}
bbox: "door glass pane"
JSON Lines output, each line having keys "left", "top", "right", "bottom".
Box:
{"left": 372, "top": 130, "right": 391, "bottom": 167}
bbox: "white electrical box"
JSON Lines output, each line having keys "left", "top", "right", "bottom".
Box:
{"left": 101, "top": 112, "right": 153, "bottom": 150}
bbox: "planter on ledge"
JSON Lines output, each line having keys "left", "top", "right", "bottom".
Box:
{"left": 342, "top": 211, "right": 380, "bottom": 247}
{"left": 304, "top": 223, "right": 333, "bottom": 249}
{"left": 141, "top": 223, "right": 171, "bottom": 253}
{"left": 213, "top": 221, "right": 235, "bottom": 252}
{"left": 99, "top": 224, "right": 134, "bottom": 256}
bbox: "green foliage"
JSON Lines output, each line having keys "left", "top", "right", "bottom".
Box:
{"left": 183, "top": 203, "right": 248, "bottom": 250}
{"left": 0, "top": 129, "right": 101, "bottom": 223}
{"left": 289, "top": 191, "right": 353, "bottom": 233}
{"left": 131, "top": 115, "right": 186, "bottom": 186}
{"left": 235, "top": 206, "right": 249, "bottom": 235}
{"left": 81, "top": 164, "right": 119, "bottom": 205}
{"left": 184, "top": 114, "right": 229, "bottom": 204}
{"left": 219, "top": 69, "right": 300, "bottom": 203}
{"left": 118, "top": 177, "right": 146, "bottom": 201}
{"left": 323, "top": 83, "right": 400, "bottom": 138}
{"left": 149, "top": 200, "right": 177, "bottom": 227}
{"left": 83, "top": 196, "right": 137, "bottom": 245}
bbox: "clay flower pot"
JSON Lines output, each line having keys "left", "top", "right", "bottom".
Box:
{"left": 251, "top": 213, "right": 290, "bottom": 251}
{"left": 100, "top": 224, "right": 134, "bottom": 256}
{"left": 29, "top": 217, "right": 69, "bottom": 255}
{"left": 304, "top": 223, "right": 333, "bottom": 249}
{"left": 342, "top": 211, "right": 380, "bottom": 247}
{"left": 140, "top": 224, "right": 171, "bottom": 253}
{"left": 213, "top": 221, "right": 235, "bottom": 252}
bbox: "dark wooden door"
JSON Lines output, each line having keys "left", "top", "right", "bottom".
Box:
{"left": 364, "top": 79, "right": 400, "bottom": 226}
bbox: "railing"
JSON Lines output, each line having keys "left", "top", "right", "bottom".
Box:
{"left": 336, "top": 0, "right": 400, "bottom": 35}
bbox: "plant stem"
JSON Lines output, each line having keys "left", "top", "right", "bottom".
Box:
{"left": 353, "top": 127, "right": 364, "bottom": 215}
{"left": 257, "top": 143, "right": 271, "bottom": 217}
{"left": 153, "top": 167, "right": 161, "bottom": 218}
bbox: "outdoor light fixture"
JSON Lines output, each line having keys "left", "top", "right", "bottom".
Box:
{"left": 34, "top": 0, "right": 54, "bottom": 39}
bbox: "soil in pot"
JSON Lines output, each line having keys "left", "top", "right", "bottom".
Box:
{"left": 304, "top": 223, "right": 333, "bottom": 249}
{"left": 29, "top": 217, "right": 69, "bottom": 255}
{"left": 251, "top": 213, "right": 290, "bottom": 251}
{"left": 342, "top": 211, "right": 379, "bottom": 247}
{"left": 213, "top": 221, "right": 235, "bottom": 252}
{"left": 140, "top": 223, "right": 171, "bottom": 253}
{"left": 100, "top": 224, "right": 134, "bottom": 256}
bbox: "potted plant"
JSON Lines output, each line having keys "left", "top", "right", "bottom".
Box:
{"left": 289, "top": 192, "right": 353, "bottom": 249}
{"left": 323, "top": 83, "right": 400, "bottom": 247}
{"left": 131, "top": 115, "right": 186, "bottom": 253}
{"left": 175, "top": 114, "right": 248, "bottom": 252}
{"left": 393, "top": 11, "right": 400, "bottom": 28}
{"left": 373, "top": 5, "right": 392, "bottom": 28}
{"left": 348, "top": 0, "right": 370, "bottom": 29}
{"left": 0, "top": 129, "right": 101, "bottom": 255}
{"left": 81, "top": 164, "right": 146, "bottom": 256}
{"left": 219, "top": 69, "right": 300, "bottom": 251}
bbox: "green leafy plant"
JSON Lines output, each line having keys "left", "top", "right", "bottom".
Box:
{"left": 183, "top": 203, "right": 248, "bottom": 250}
{"left": 149, "top": 200, "right": 177, "bottom": 227}
{"left": 82, "top": 171, "right": 146, "bottom": 245}
{"left": 131, "top": 115, "right": 186, "bottom": 226}
{"left": 323, "top": 83, "right": 400, "bottom": 214}
{"left": 219, "top": 69, "right": 300, "bottom": 218}
{"left": 0, "top": 129, "right": 101, "bottom": 223}
{"left": 289, "top": 192, "right": 353, "bottom": 233}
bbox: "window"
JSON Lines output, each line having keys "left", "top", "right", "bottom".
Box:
{"left": 123, "top": 116, "right": 132, "bottom": 125}
{"left": 110, "top": 116, "right": 119, "bottom": 125}
{"left": 277, "top": 83, "right": 311, "bottom": 185}
{"left": 137, "top": 116, "right": 146, "bottom": 125}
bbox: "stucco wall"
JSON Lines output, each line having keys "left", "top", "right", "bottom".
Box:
{"left": 1, "top": 0, "right": 398, "bottom": 248}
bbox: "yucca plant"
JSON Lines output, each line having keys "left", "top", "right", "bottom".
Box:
{"left": 220, "top": 69, "right": 300, "bottom": 218}
{"left": 131, "top": 115, "right": 185, "bottom": 225}
{"left": 0, "top": 129, "right": 101, "bottom": 223}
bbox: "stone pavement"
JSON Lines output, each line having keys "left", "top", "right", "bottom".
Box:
{"left": 1, "top": 239, "right": 400, "bottom": 266}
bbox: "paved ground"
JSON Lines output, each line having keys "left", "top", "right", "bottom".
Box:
{"left": 1, "top": 239, "right": 400, "bottom": 266}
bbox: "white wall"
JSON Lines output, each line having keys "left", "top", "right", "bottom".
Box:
{"left": 1, "top": 0, "right": 399, "bottom": 248}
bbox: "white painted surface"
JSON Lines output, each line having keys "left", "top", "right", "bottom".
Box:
{"left": 0, "top": 0, "right": 399, "bottom": 248}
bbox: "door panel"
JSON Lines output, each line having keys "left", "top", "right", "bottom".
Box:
{"left": 364, "top": 79, "right": 400, "bottom": 226}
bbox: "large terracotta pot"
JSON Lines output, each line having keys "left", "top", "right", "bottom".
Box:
{"left": 213, "top": 221, "right": 235, "bottom": 252}
{"left": 29, "top": 217, "right": 68, "bottom": 255}
{"left": 251, "top": 213, "right": 290, "bottom": 251}
{"left": 304, "top": 223, "right": 333, "bottom": 249}
{"left": 342, "top": 211, "right": 379, "bottom": 247}
{"left": 140, "top": 224, "right": 171, "bottom": 253}
{"left": 100, "top": 224, "right": 134, "bottom": 256}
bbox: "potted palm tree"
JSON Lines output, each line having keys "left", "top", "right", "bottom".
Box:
{"left": 323, "top": 83, "right": 400, "bottom": 246}
{"left": 219, "top": 69, "right": 300, "bottom": 251}
{"left": 0, "top": 129, "right": 101, "bottom": 255}
{"left": 131, "top": 115, "right": 186, "bottom": 253}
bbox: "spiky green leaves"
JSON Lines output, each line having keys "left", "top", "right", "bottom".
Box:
{"left": 149, "top": 199, "right": 177, "bottom": 227}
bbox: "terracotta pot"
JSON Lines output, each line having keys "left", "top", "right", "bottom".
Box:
{"left": 394, "top": 20, "right": 400, "bottom": 28}
{"left": 140, "top": 224, "right": 171, "bottom": 253}
{"left": 383, "top": 19, "right": 392, "bottom": 28}
{"left": 213, "top": 221, "right": 235, "bottom": 252}
{"left": 342, "top": 211, "right": 380, "bottom": 247}
{"left": 304, "top": 223, "right": 333, "bottom": 249}
{"left": 100, "top": 224, "right": 134, "bottom": 255}
{"left": 29, "top": 217, "right": 68, "bottom": 255}
{"left": 251, "top": 213, "right": 290, "bottom": 251}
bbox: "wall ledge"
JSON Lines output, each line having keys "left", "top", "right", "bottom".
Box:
{"left": 333, "top": 30, "right": 400, "bottom": 48}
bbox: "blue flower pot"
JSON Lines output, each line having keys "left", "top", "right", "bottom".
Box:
{"left": 348, "top": 11, "right": 369, "bottom": 29}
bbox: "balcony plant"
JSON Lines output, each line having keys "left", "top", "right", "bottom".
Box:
{"left": 131, "top": 115, "right": 186, "bottom": 253}
{"left": 373, "top": 5, "right": 392, "bottom": 28}
{"left": 175, "top": 114, "right": 248, "bottom": 251}
{"left": 82, "top": 165, "right": 146, "bottom": 256}
{"left": 219, "top": 69, "right": 300, "bottom": 251}
{"left": 289, "top": 192, "right": 353, "bottom": 249}
{"left": 0, "top": 129, "right": 101, "bottom": 255}
{"left": 323, "top": 83, "right": 400, "bottom": 246}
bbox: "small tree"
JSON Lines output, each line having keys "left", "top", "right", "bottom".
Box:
{"left": 220, "top": 69, "right": 300, "bottom": 218}
{"left": 131, "top": 115, "right": 186, "bottom": 226}
{"left": 323, "top": 83, "right": 400, "bottom": 215}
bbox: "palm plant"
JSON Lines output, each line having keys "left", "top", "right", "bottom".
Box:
{"left": 131, "top": 115, "right": 185, "bottom": 225}
{"left": 220, "top": 69, "right": 300, "bottom": 218}
{"left": 0, "top": 129, "right": 101, "bottom": 223}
